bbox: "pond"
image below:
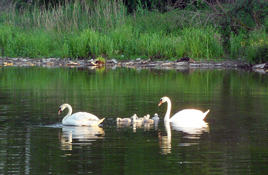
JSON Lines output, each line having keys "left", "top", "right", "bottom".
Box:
{"left": 1, "top": 66, "right": 268, "bottom": 174}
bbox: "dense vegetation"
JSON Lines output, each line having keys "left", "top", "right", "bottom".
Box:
{"left": 0, "top": 0, "right": 267, "bottom": 63}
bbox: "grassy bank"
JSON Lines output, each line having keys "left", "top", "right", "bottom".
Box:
{"left": 0, "top": 0, "right": 267, "bottom": 63}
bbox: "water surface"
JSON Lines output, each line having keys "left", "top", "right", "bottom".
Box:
{"left": 1, "top": 66, "right": 268, "bottom": 174}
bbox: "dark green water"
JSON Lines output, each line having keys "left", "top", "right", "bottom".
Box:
{"left": 1, "top": 66, "right": 268, "bottom": 174}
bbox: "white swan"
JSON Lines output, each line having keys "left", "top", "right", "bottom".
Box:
{"left": 131, "top": 114, "right": 144, "bottom": 124}
{"left": 158, "top": 96, "right": 210, "bottom": 124}
{"left": 143, "top": 114, "right": 154, "bottom": 124}
{"left": 58, "top": 103, "right": 105, "bottom": 126}
{"left": 152, "top": 113, "right": 160, "bottom": 129}
{"left": 152, "top": 113, "right": 159, "bottom": 123}
{"left": 116, "top": 117, "right": 131, "bottom": 123}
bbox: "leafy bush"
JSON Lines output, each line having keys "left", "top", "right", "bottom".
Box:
{"left": 244, "top": 29, "right": 268, "bottom": 63}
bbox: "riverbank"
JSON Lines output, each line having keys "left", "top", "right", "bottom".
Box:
{"left": 1, "top": 57, "right": 267, "bottom": 74}
{"left": 1, "top": 1, "right": 267, "bottom": 64}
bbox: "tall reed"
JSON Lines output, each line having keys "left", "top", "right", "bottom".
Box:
{"left": 181, "top": 27, "right": 224, "bottom": 59}
{"left": 6, "top": 0, "right": 126, "bottom": 33}
{"left": 230, "top": 32, "right": 245, "bottom": 59}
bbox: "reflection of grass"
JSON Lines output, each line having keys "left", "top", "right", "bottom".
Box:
{"left": 1, "top": 67, "right": 268, "bottom": 98}
{"left": 1, "top": 67, "right": 268, "bottom": 124}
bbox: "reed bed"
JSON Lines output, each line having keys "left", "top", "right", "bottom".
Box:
{"left": 7, "top": 0, "right": 126, "bottom": 33}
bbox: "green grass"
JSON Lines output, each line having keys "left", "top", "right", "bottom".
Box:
{"left": 229, "top": 29, "right": 268, "bottom": 63}
{"left": 0, "top": 24, "right": 63, "bottom": 58}
{"left": 0, "top": 0, "right": 267, "bottom": 63}
{"left": 245, "top": 29, "right": 268, "bottom": 63}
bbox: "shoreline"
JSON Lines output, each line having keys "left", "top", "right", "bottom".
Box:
{"left": 0, "top": 57, "right": 267, "bottom": 74}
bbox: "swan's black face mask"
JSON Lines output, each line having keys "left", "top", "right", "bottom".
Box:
{"left": 58, "top": 108, "right": 62, "bottom": 115}
{"left": 158, "top": 99, "right": 163, "bottom": 106}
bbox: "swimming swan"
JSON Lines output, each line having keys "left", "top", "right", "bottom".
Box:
{"left": 158, "top": 96, "right": 210, "bottom": 124}
{"left": 58, "top": 103, "right": 105, "bottom": 126}
{"left": 116, "top": 117, "right": 131, "bottom": 123}
{"left": 152, "top": 113, "right": 159, "bottom": 122}
{"left": 131, "top": 114, "right": 144, "bottom": 124}
{"left": 143, "top": 114, "right": 154, "bottom": 124}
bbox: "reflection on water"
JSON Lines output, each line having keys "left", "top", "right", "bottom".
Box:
{"left": 116, "top": 120, "right": 131, "bottom": 129}
{"left": 160, "top": 120, "right": 209, "bottom": 154}
{"left": 1, "top": 67, "right": 268, "bottom": 174}
{"left": 60, "top": 125, "right": 105, "bottom": 150}
{"left": 171, "top": 120, "right": 209, "bottom": 135}
{"left": 160, "top": 122, "right": 172, "bottom": 155}
{"left": 115, "top": 113, "right": 209, "bottom": 155}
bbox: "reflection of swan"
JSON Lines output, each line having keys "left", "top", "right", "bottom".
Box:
{"left": 116, "top": 121, "right": 131, "bottom": 128}
{"left": 160, "top": 122, "right": 172, "bottom": 155}
{"left": 116, "top": 117, "right": 131, "bottom": 129}
{"left": 160, "top": 120, "right": 209, "bottom": 154}
{"left": 144, "top": 123, "right": 153, "bottom": 131}
{"left": 61, "top": 125, "right": 105, "bottom": 150}
{"left": 171, "top": 120, "right": 209, "bottom": 135}
{"left": 116, "top": 117, "right": 132, "bottom": 129}
{"left": 158, "top": 96, "right": 210, "bottom": 123}
{"left": 58, "top": 103, "right": 105, "bottom": 126}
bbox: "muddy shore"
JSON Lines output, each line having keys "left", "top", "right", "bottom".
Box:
{"left": 0, "top": 57, "right": 267, "bottom": 74}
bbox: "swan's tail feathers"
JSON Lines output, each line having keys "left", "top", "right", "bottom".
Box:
{"left": 203, "top": 109, "right": 210, "bottom": 119}
{"left": 93, "top": 118, "right": 105, "bottom": 126}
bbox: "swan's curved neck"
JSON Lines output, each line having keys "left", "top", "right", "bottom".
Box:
{"left": 62, "top": 104, "right": 72, "bottom": 123}
{"left": 164, "top": 98, "right": 172, "bottom": 123}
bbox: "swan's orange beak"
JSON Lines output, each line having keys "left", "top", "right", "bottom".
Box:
{"left": 158, "top": 100, "right": 163, "bottom": 106}
{"left": 58, "top": 108, "right": 62, "bottom": 115}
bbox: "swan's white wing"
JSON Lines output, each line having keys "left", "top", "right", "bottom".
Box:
{"left": 70, "top": 112, "right": 99, "bottom": 120}
{"left": 168, "top": 109, "right": 210, "bottom": 134}
{"left": 170, "top": 109, "right": 205, "bottom": 122}
{"left": 63, "top": 112, "right": 103, "bottom": 126}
